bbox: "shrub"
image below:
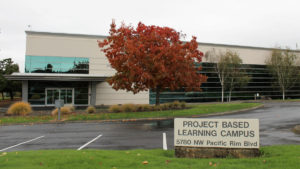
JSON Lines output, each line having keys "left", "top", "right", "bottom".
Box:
{"left": 109, "top": 105, "right": 122, "bottom": 113}
{"left": 160, "top": 103, "right": 169, "bottom": 110}
{"left": 136, "top": 104, "right": 144, "bottom": 112}
{"left": 67, "top": 106, "right": 75, "bottom": 112}
{"left": 51, "top": 107, "right": 72, "bottom": 116}
{"left": 151, "top": 105, "right": 157, "bottom": 111}
{"left": 86, "top": 106, "right": 96, "bottom": 114}
{"left": 107, "top": 102, "right": 186, "bottom": 113}
{"left": 165, "top": 102, "right": 174, "bottom": 109}
{"left": 121, "top": 104, "right": 137, "bottom": 112}
{"left": 6, "top": 102, "right": 32, "bottom": 116}
{"left": 173, "top": 101, "right": 181, "bottom": 109}
{"left": 180, "top": 101, "right": 186, "bottom": 109}
{"left": 154, "top": 105, "right": 163, "bottom": 111}
{"left": 142, "top": 104, "right": 151, "bottom": 111}
{"left": 148, "top": 105, "right": 154, "bottom": 111}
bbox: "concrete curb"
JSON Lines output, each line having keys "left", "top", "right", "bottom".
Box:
{"left": 0, "top": 104, "right": 264, "bottom": 126}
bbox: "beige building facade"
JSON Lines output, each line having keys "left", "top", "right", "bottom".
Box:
{"left": 7, "top": 31, "right": 300, "bottom": 106}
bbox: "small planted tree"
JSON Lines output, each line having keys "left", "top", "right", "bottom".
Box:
{"left": 265, "top": 48, "right": 300, "bottom": 100}
{"left": 98, "top": 21, "right": 207, "bottom": 105}
{"left": 205, "top": 49, "right": 227, "bottom": 102}
{"left": 222, "top": 51, "right": 250, "bottom": 102}
{"left": 205, "top": 49, "right": 250, "bottom": 102}
{"left": 0, "top": 58, "right": 20, "bottom": 100}
{"left": 0, "top": 74, "right": 6, "bottom": 100}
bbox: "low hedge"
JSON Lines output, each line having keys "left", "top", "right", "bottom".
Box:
{"left": 108, "top": 101, "right": 187, "bottom": 113}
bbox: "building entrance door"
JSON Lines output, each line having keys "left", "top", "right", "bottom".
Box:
{"left": 46, "top": 88, "right": 74, "bottom": 105}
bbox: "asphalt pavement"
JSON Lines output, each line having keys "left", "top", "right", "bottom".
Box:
{"left": 0, "top": 102, "right": 299, "bottom": 152}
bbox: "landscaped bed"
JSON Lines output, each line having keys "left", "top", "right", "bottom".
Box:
{"left": 0, "top": 145, "right": 299, "bottom": 169}
{"left": 0, "top": 103, "right": 262, "bottom": 125}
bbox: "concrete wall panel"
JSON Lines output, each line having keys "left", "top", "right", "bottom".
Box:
{"left": 95, "top": 82, "right": 149, "bottom": 105}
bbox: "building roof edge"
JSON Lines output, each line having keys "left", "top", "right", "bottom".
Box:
{"left": 25, "top": 31, "right": 300, "bottom": 52}
{"left": 25, "top": 30, "right": 107, "bottom": 39}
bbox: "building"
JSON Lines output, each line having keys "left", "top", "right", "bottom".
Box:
{"left": 6, "top": 31, "right": 300, "bottom": 106}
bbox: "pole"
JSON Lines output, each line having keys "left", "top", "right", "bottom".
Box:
{"left": 58, "top": 107, "right": 61, "bottom": 121}
{"left": 163, "top": 132, "right": 167, "bottom": 150}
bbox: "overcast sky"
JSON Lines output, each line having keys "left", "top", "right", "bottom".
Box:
{"left": 1, "top": 0, "right": 300, "bottom": 72}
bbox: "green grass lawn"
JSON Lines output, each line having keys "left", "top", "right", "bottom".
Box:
{"left": 0, "top": 116, "right": 54, "bottom": 125}
{"left": 0, "top": 103, "right": 262, "bottom": 125}
{"left": 0, "top": 96, "right": 21, "bottom": 101}
{"left": 0, "top": 97, "right": 9, "bottom": 101}
{"left": 0, "top": 145, "right": 299, "bottom": 169}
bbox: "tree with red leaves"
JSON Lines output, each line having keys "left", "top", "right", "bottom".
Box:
{"left": 98, "top": 21, "right": 207, "bottom": 105}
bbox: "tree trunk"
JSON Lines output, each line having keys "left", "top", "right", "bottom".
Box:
{"left": 155, "top": 86, "right": 161, "bottom": 105}
{"left": 282, "top": 89, "right": 285, "bottom": 100}
{"left": 1, "top": 91, "right": 4, "bottom": 100}
{"left": 229, "top": 77, "right": 234, "bottom": 102}
{"left": 221, "top": 85, "right": 224, "bottom": 103}
{"left": 9, "top": 90, "right": 14, "bottom": 101}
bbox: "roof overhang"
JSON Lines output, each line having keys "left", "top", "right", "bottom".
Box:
{"left": 4, "top": 73, "right": 107, "bottom": 82}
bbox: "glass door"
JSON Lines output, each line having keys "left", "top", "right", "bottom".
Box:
{"left": 46, "top": 89, "right": 59, "bottom": 105}
{"left": 60, "top": 88, "right": 73, "bottom": 105}
{"left": 46, "top": 88, "right": 74, "bottom": 105}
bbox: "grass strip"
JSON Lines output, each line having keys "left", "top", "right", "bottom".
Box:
{"left": 0, "top": 145, "right": 299, "bottom": 169}
{"left": 0, "top": 116, "right": 54, "bottom": 125}
{"left": 0, "top": 103, "right": 262, "bottom": 125}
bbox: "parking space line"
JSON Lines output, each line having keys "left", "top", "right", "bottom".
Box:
{"left": 0, "top": 135, "right": 45, "bottom": 152}
{"left": 77, "top": 134, "right": 102, "bottom": 150}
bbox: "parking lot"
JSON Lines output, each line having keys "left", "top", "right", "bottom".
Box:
{"left": 0, "top": 102, "right": 299, "bottom": 152}
{"left": 0, "top": 121, "right": 175, "bottom": 152}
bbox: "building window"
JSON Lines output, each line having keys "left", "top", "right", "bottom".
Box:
{"left": 25, "top": 55, "right": 89, "bottom": 74}
{"left": 28, "top": 81, "right": 89, "bottom": 105}
{"left": 149, "top": 63, "right": 300, "bottom": 104}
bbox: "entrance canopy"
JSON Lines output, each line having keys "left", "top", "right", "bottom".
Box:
{"left": 5, "top": 73, "right": 107, "bottom": 81}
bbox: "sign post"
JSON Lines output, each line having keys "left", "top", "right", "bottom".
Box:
{"left": 174, "top": 118, "right": 260, "bottom": 158}
{"left": 55, "top": 100, "right": 64, "bottom": 121}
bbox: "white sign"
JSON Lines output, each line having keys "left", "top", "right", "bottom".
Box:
{"left": 174, "top": 118, "right": 259, "bottom": 148}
